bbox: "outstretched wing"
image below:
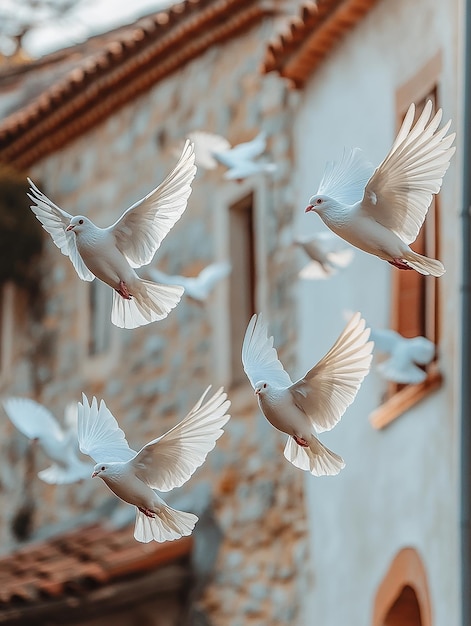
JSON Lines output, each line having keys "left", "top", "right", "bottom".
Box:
{"left": 3, "top": 397, "right": 64, "bottom": 444}
{"left": 109, "top": 141, "right": 196, "bottom": 268}
{"left": 38, "top": 458, "right": 92, "bottom": 485}
{"left": 187, "top": 131, "right": 231, "bottom": 169}
{"left": 27, "top": 179, "right": 95, "bottom": 281}
{"left": 316, "top": 148, "right": 374, "bottom": 205}
{"left": 369, "top": 328, "right": 402, "bottom": 354}
{"left": 146, "top": 267, "right": 188, "bottom": 289}
{"left": 131, "top": 387, "right": 230, "bottom": 492}
{"left": 228, "top": 131, "right": 267, "bottom": 160}
{"left": 77, "top": 394, "right": 136, "bottom": 464}
{"left": 290, "top": 313, "right": 373, "bottom": 433}
{"left": 191, "top": 261, "right": 231, "bottom": 299}
{"left": 361, "top": 101, "right": 456, "bottom": 244}
{"left": 215, "top": 132, "right": 267, "bottom": 170}
{"left": 242, "top": 313, "right": 293, "bottom": 389}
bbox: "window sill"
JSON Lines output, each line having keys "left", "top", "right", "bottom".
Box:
{"left": 369, "top": 366, "right": 443, "bottom": 430}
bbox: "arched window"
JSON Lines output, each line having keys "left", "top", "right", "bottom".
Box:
{"left": 372, "top": 547, "right": 432, "bottom": 626}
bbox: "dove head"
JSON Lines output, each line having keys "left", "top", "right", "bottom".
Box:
{"left": 305, "top": 194, "right": 335, "bottom": 214}
{"left": 66, "top": 215, "right": 93, "bottom": 234}
{"left": 92, "top": 463, "right": 109, "bottom": 479}
{"left": 254, "top": 381, "right": 269, "bottom": 396}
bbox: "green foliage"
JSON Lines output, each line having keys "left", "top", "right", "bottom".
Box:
{"left": 0, "top": 168, "right": 43, "bottom": 288}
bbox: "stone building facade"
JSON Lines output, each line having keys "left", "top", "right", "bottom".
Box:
{"left": 0, "top": 1, "right": 311, "bottom": 624}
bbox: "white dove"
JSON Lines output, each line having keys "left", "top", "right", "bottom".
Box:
{"left": 305, "top": 101, "right": 455, "bottom": 276}
{"left": 295, "top": 231, "right": 355, "bottom": 279}
{"left": 147, "top": 261, "right": 231, "bottom": 302}
{"left": 3, "top": 397, "right": 91, "bottom": 484}
{"left": 27, "top": 141, "right": 196, "bottom": 329}
{"left": 188, "top": 130, "right": 276, "bottom": 181}
{"left": 242, "top": 313, "right": 373, "bottom": 476}
{"left": 370, "top": 328, "right": 435, "bottom": 384}
{"left": 77, "top": 387, "right": 230, "bottom": 543}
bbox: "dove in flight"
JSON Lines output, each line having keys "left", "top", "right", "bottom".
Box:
{"left": 147, "top": 261, "right": 231, "bottom": 303}
{"left": 242, "top": 313, "right": 373, "bottom": 476}
{"left": 188, "top": 130, "right": 276, "bottom": 181}
{"left": 3, "top": 397, "right": 91, "bottom": 484}
{"left": 77, "top": 387, "right": 230, "bottom": 543}
{"left": 370, "top": 328, "right": 435, "bottom": 384}
{"left": 295, "top": 231, "right": 355, "bottom": 279}
{"left": 305, "top": 101, "right": 455, "bottom": 276}
{"left": 27, "top": 141, "right": 196, "bottom": 329}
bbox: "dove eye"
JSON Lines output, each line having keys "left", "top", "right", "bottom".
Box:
{"left": 79, "top": 219, "right": 84, "bottom": 225}
{"left": 101, "top": 466, "right": 105, "bottom": 471}
{"left": 316, "top": 198, "right": 322, "bottom": 205}
{"left": 263, "top": 383, "right": 267, "bottom": 389}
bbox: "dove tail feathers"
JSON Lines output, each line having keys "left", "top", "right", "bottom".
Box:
{"left": 134, "top": 503, "right": 198, "bottom": 543}
{"left": 402, "top": 251, "right": 445, "bottom": 277}
{"left": 283, "top": 436, "right": 345, "bottom": 477}
{"left": 111, "top": 280, "right": 184, "bottom": 329}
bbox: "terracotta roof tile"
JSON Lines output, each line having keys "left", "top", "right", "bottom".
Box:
{"left": 262, "top": 0, "right": 381, "bottom": 87}
{"left": 0, "top": 0, "right": 274, "bottom": 170}
{"left": 0, "top": 523, "right": 192, "bottom": 610}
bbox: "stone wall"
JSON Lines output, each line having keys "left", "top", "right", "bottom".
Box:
{"left": 0, "top": 14, "right": 309, "bottom": 625}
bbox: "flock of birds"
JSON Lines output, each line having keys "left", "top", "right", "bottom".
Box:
{"left": 2, "top": 100, "right": 455, "bottom": 543}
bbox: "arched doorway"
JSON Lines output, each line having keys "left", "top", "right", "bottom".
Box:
{"left": 372, "top": 548, "right": 432, "bottom": 626}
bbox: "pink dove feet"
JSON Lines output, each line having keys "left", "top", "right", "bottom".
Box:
{"left": 116, "top": 280, "right": 132, "bottom": 299}
{"left": 293, "top": 435, "right": 309, "bottom": 447}
{"left": 138, "top": 507, "right": 156, "bottom": 518}
{"left": 388, "top": 259, "right": 413, "bottom": 271}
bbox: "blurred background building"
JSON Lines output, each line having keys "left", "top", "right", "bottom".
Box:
{"left": 0, "top": 0, "right": 466, "bottom": 625}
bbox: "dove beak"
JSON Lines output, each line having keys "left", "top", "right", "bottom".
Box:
{"left": 91, "top": 471, "right": 99, "bottom": 478}
{"left": 305, "top": 205, "right": 314, "bottom": 213}
{"left": 255, "top": 388, "right": 260, "bottom": 396}
{"left": 66, "top": 224, "right": 74, "bottom": 231}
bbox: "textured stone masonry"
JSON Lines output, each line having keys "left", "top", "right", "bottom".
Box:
{"left": 0, "top": 14, "right": 309, "bottom": 625}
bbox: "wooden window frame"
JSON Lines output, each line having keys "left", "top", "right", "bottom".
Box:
{"left": 228, "top": 193, "right": 257, "bottom": 388}
{"left": 210, "top": 175, "right": 269, "bottom": 389}
{"left": 370, "top": 53, "right": 444, "bottom": 430}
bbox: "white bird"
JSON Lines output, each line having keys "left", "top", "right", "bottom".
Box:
{"left": 147, "top": 261, "right": 231, "bottom": 302}
{"left": 188, "top": 130, "right": 276, "bottom": 181}
{"left": 295, "top": 231, "right": 355, "bottom": 279}
{"left": 305, "top": 102, "right": 455, "bottom": 276}
{"left": 242, "top": 313, "right": 373, "bottom": 476}
{"left": 370, "top": 328, "right": 435, "bottom": 384}
{"left": 77, "top": 388, "right": 230, "bottom": 543}
{"left": 3, "top": 397, "right": 91, "bottom": 484}
{"left": 27, "top": 141, "right": 197, "bottom": 329}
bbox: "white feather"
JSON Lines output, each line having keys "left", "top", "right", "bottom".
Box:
{"left": 242, "top": 314, "right": 373, "bottom": 476}
{"left": 316, "top": 148, "right": 374, "bottom": 205}
{"left": 189, "top": 130, "right": 276, "bottom": 181}
{"left": 77, "top": 389, "right": 230, "bottom": 543}
{"left": 371, "top": 328, "right": 435, "bottom": 384}
{"left": 27, "top": 142, "right": 196, "bottom": 328}
{"left": 242, "top": 313, "right": 293, "bottom": 389}
{"left": 147, "top": 261, "right": 231, "bottom": 302}
{"left": 3, "top": 397, "right": 91, "bottom": 484}
{"left": 307, "top": 102, "right": 454, "bottom": 276}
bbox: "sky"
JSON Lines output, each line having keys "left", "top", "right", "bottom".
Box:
{"left": 23, "top": 0, "right": 174, "bottom": 57}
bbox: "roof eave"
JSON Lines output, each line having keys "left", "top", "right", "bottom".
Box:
{"left": 262, "top": 0, "right": 381, "bottom": 88}
{"left": 0, "top": 0, "right": 274, "bottom": 170}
